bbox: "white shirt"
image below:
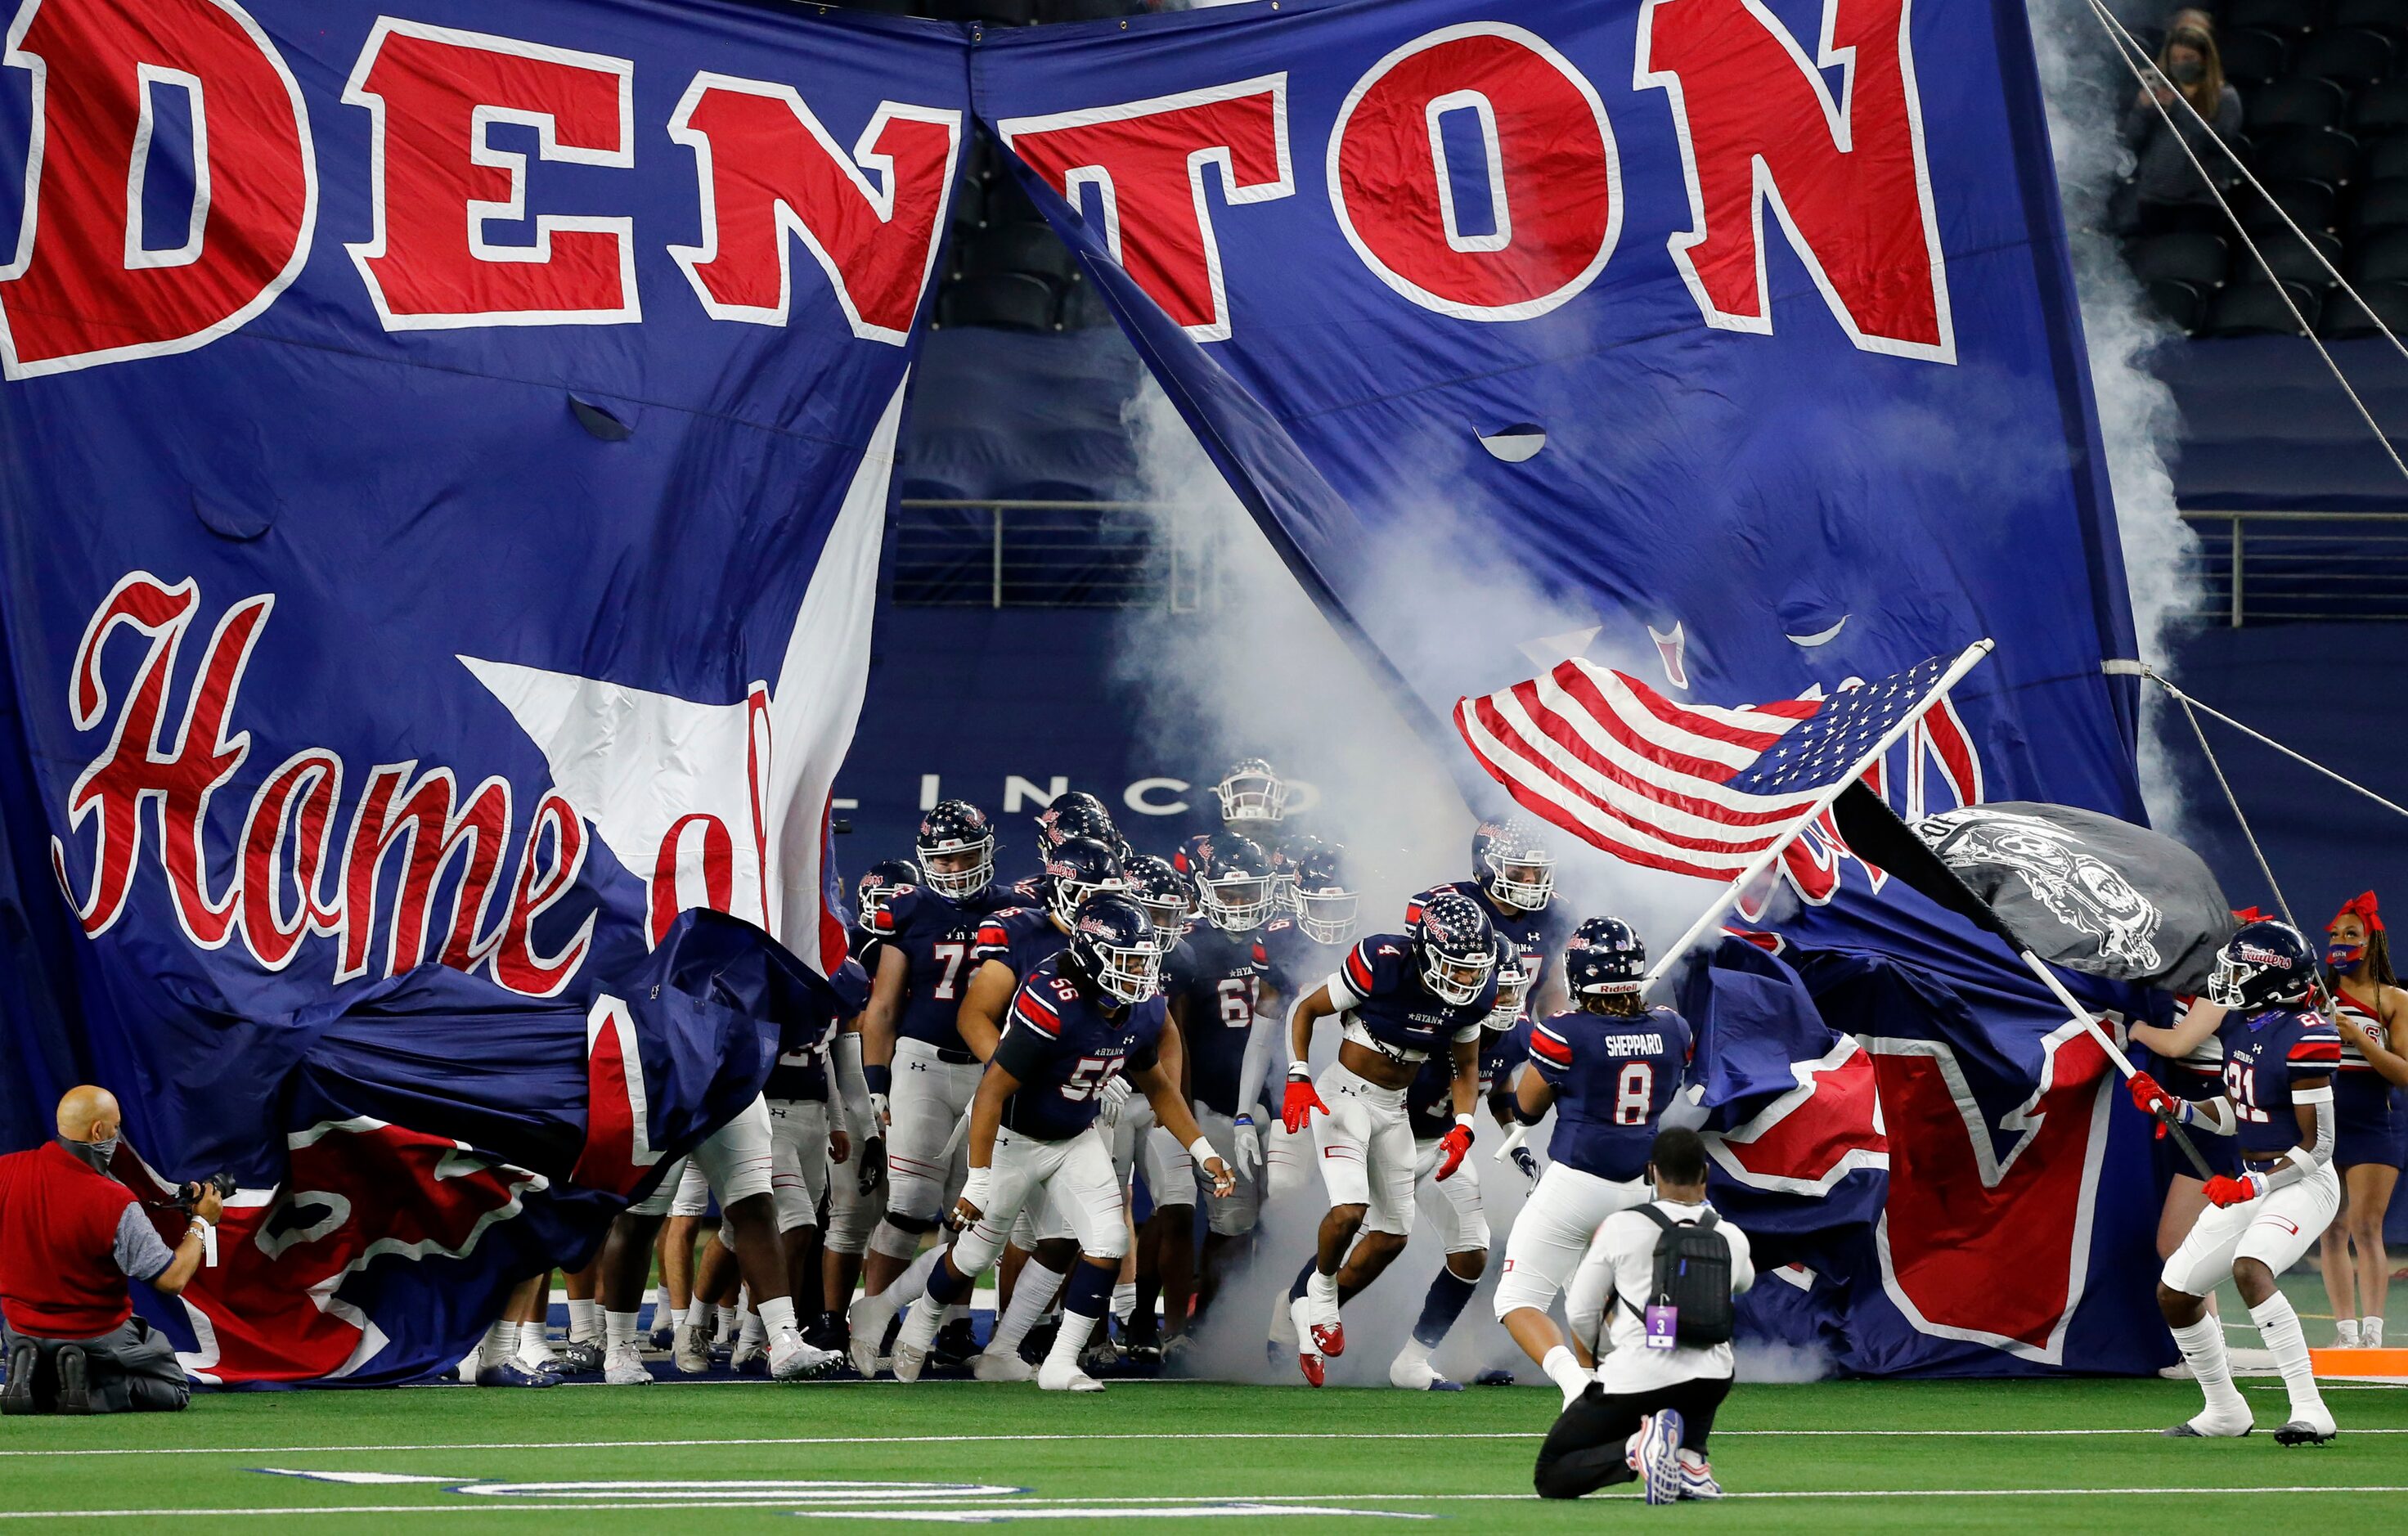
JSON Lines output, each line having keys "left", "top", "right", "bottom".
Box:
{"left": 1588, "top": 1197, "right": 1754, "bottom": 1395}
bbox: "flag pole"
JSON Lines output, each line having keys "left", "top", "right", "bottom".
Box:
{"left": 1642, "top": 639, "right": 1996, "bottom": 988}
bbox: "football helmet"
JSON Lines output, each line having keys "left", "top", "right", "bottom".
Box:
{"left": 1044, "top": 835, "right": 1126, "bottom": 927}
{"left": 2205, "top": 918, "right": 2316, "bottom": 1011}
{"left": 1036, "top": 792, "right": 1116, "bottom": 851}
{"left": 1123, "top": 854, "right": 1195, "bottom": 954}
{"left": 1215, "top": 757, "right": 1287, "bottom": 826}
{"left": 1194, "top": 834, "right": 1278, "bottom": 932}
{"left": 855, "top": 858, "right": 920, "bottom": 933}
{"left": 1565, "top": 916, "right": 1646, "bottom": 997}
{"left": 1413, "top": 890, "right": 1496, "bottom": 1006}
{"left": 914, "top": 801, "right": 995, "bottom": 900}
{"left": 1485, "top": 938, "right": 1533, "bottom": 1029}
{"left": 1474, "top": 815, "right": 1556, "bottom": 912}
{"left": 1285, "top": 836, "right": 1359, "bottom": 946}
{"left": 1067, "top": 892, "right": 1164, "bottom": 1006}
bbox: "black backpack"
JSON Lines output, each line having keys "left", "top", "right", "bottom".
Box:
{"left": 1637, "top": 1205, "right": 1735, "bottom": 1347}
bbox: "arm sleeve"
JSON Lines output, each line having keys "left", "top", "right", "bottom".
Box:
{"left": 1238, "top": 1012, "right": 1280, "bottom": 1114}
{"left": 833, "top": 1029, "right": 871, "bottom": 1124}
{"left": 2264, "top": 1092, "right": 2336, "bottom": 1190}
{"left": 115, "top": 1202, "right": 177, "bottom": 1283}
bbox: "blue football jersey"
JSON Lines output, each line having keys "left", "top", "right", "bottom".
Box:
{"left": 1482, "top": 1014, "right": 1533, "bottom": 1101}
{"left": 766, "top": 956, "right": 870, "bottom": 1101}
{"left": 1332, "top": 932, "right": 1497, "bottom": 1062}
{"left": 1407, "top": 880, "right": 1567, "bottom": 1018}
{"left": 990, "top": 955, "right": 1167, "bottom": 1142}
{"left": 2217, "top": 1006, "right": 2343, "bottom": 1156}
{"left": 971, "top": 905, "right": 1069, "bottom": 986}
{"left": 1528, "top": 1006, "right": 1695, "bottom": 1181}
{"left": 1166, "top": 923, "right": 1268, "bottom": 1116}
{"left": 867, "top": 886, "right": 1006, "bottom": 1055}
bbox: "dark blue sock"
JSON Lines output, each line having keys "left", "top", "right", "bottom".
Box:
{"left": 1291, "top": 1255, "right": 1316, "bottom": 1301}
{"left": 926, "top": 1255, "right": 974, "bottom": 1307}
{"left": 1413, "top": 1267, "right": 1480, "bottom": 1349}
{"left": 1062, "top": 1260, "right": 1115, "bottom": 1321}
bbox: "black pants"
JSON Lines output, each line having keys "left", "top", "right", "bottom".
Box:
{"left": 1532, "top": 1375, "right": 1731, "bottom": 1500}
{"left": 4, "top": 1318, "right": 189, "bottom": 1413}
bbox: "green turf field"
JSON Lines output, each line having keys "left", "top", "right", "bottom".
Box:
{"left": 2, "top": 1373, "right": 2401, "bottom": 1531}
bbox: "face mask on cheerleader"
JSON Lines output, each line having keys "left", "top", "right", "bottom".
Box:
{"left": 2329, "top": 942, "right": 2365, "bottom": 972}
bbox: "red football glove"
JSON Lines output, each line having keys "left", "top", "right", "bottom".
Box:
{"left": 1282, "top": 1076, "right": 1329, "bottom": 1134}
{"left": 1435, "top": 1121, "right": 1474, "bottom": 1181}
{"left": 2127, "top": 1071, "right": 2175, "bottom": 1138}
{"left": 2202, "top": 1173, "right": 2265, "bottom": 1208}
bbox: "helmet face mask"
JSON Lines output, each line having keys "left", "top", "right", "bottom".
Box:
{"left": 1215, "top": 757, "right": 1287, "bottom": 826}
{"left": 1413, "top": 891, "right": 1496, "bottom": 1006}
{"left": 855, "top": 859, "right": 920, "bottom": 932}
{"left": 2206, "top": 920, "right": 2314, "bottom": 1010}
{"left": 1486, "top": 945, "right": 1532, "bottom": 1028}
{"left": 1475, "top": 817, "right": 1556, "bottom": 912}
{"left": 1121, "top": 855, "right": 1194, "bottom": 956}
{"left": 1069, "top": 893, "right": 1163, "bottom": 1006}
{"left": 1294, "top": 886, "right": 1359, "bottom": 945}
{"left": 915, "top": 802, "right": 995, "bottom": 900}
{"left": 1045, "top": 836, "right": 1125, "bottom": 929}
{"left": 1193, "top": 833, "right": 1278, "bottom": 932}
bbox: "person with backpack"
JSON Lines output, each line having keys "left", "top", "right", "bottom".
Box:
{"left": 1532, "top": 1127, "right": 1754, "bottom": 1506}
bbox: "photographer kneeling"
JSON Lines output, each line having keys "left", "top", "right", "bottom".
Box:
{"left": 0, "top": 1086, "right": 219, "bottom": 1414}
{"left": 1534, "top": 1127, "right": 1754, "bottom": 1504}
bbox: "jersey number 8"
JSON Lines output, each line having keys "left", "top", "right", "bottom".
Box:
{"left": 1614, "top": 1062, "right": 1653, "bottom": 1126}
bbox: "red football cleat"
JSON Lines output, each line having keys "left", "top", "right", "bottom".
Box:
{"left": 1297, "top": 1349, "right": 1324, "bottom": 1387}
{"left": 1311, "top": 1320, "right": 1346, "bottom": 1358}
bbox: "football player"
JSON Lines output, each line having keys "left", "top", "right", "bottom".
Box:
{"left": 1256, "top": 838, "right": 1361, "bottom": 1206}
{"left": 1215, "top": 757, "right": 1289, "bottom": 840}
{"left": 815, "top": 865, "right": 910, "bottom": 1349}
{"left": 752, "top": 952, "right": 868, "bottom": 1363}
{"left": 1494, "top": 918, "right": 1695, "bottom": 1405}
{"left": 855, "top": 802, "right": 1013, "bottom": 1342}
{"left": 2133, "top": 919, "right": 2343, "bottom": 1444}
{"left": 1278, "top": 891, "right": 1498, "bottom": 1385}
{"left": 1409, "top": 816, "right": 1570, "bottom": 1022}
{"left": 887, "top": 894, "right": 1233, "bottom": 1390}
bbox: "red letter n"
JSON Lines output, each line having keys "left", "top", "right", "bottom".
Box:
{"left": 1635, "top": 0, "right": 1952, "bottom": 362}
{"left": 668, "top": 75, "right": 959, "bottom": 344}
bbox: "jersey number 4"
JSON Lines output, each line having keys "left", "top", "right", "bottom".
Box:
{"left": 1614, "top": 1062, "right": 1654, "bottom": 1126}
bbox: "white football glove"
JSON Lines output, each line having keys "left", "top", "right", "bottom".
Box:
{"left": 1231, "top": 1106, "right": 1266, "bottom": 1178}
{"left": 1097, "top": 1075, "right": 1133, "bottom": 1126}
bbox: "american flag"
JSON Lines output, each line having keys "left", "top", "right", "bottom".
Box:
{"left": 1454, "top": 649, "right": 1978, "bottom": 883}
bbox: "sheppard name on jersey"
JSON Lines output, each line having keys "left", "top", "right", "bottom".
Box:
{"left": 1602, "top": 1033, "right": 1669, "bottom": 1058}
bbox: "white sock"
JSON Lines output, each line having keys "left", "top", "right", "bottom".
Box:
{"left": 890, "top": 1246, "right": 943, "bottom": 1309}
{"left": 517, "top": 1321, "right": 555, "bottom": 1363}
{"left": 1112, "top": 1281, "right": 1137, "bottom": 1326}
{"left": 1307, "top": 1270, "right": 1337, "bottom": 1310}
{"left": 1541, "top": 1345, "right": 1589, "bottom": 1405}
{"left": 605, "top": 1309, "right": 640, "bottom": 1351}
{"left": 1047, "top": 1305, "right": 1098, "bottom": 1373}
{"left": 2249, "top": 1292, "right": 2329, "bottom": 1424}
{"left": 758, "top": 1295, "right": 798, "bottom": 1337}
{"left": 2172, "top": 1315, "right": 2247, "bottom": 1422}
{"left": 480, "top": 1320, "right": 515, "bottom": 1371}
{"left": 651, "top": 1284, "right": 673, "bottom": 1328}
{"left": 991, "top": 1261, "right": 1067, "bottom": 1355}
{"left": 2364, "top": 1315, "right": 2384, "bottom": 1348}
{"left": 567, "top": 1299, "right": 602, "bottom": 1344}
{"left": 1394, "top": 1336, "right": 1429, "bottom": 1366}
{"left": 716, "top": 1303, "right": 739, "bottom": 1341}
{"left": 684, "top": 1297, "right": 712, "bottom": 1330}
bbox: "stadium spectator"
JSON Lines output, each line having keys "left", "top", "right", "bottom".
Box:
{"left": 2116, "top": 25, "right": 2240, "bottom": 237}
{"left": 2322, "top": 892, "right": 2406, "bottom": 1348}
{"left": 1531, "top": 1127, "right": 1754, "bottom": 1504}
{"left": 0, "top": 1087, "right": 217, "bottom": 1414}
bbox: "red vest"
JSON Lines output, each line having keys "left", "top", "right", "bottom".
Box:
{"left": 0, "top": 1142, "right": 141, "bottom": 1337}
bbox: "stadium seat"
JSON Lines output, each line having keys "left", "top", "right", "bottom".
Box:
{"left": 950, "top": 176, "right": 986, "bottom": 232}
{"left": 2334, "top": 0, "right": 2408, "bottom": 40}
{"left": 2253, "top": 125, "right": 2358, "bottom": 186}
{"left": 2145, "top": 277, "right": 2205, "bottom": 332}
{"left": 2356, "top": 177, "right": 2408, "bottom": 229}
{"left": 962, "top": 222, "right": 1082, "bottom": 286}
{"left": 1056, "top": 281, "right": 1117, "bottom": 330}
{"left": 936, "top": 272, "right": 1061, "bottom": 331}
{"left": 2237, "top": 176, "right": 2338, "bottom": 231}
{"left": 984, "top": 171, "right": 1040, "bottom": 227}
{"left": 2205, "top": 280, "right": 2320, "bottom": 335}
{"left": 2365, "top": 133, "right": 2408, "bottom": 179}
{"left": 2218, "top": 29, "right": 2292, "bottom": 87}
{"left": 2127, "top": 230, "right": 2231, "bottom": 288}
{"left": 2249, "top": 75, "right": 2348, "bottom": 132}
{"left": 2318, "top": 278, "right": 2408, "bottom": 335}
{"left": 2353, "top": 78, "right": 2408, "bottom": 134}
{"left": 2350, "top": 227, "right": 2408, "bottom": 279}
{"left": 2225, "top": 0, "right": 2326, "bottom": 37}
{"left": 2291, "top": 28, "right": 2396, "bottom": 85}
{"left": 2231, "top": 226, "right": 2345, "bottom": 286}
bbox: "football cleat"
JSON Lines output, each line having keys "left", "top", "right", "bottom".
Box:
{"left": 1289, "top": 1297, "right": 1325, "bottom": 1386}
{"left": 1471, "top": 1368, "right": 1517, "bottom": 1387}
{"left": 603, "top": 1342, "right": 651, "bottom": 1386}
{"left": 1037, "top": 1359, "right": 1106, "bottom": 1393}
{"left": 847, "top": 1291, "right": 900, "bottom": 1379}
{"left": 2, "top": 1341, "right": 37, "bottom": 1415}
{"left": 730, "top": 1321, "right": 769, "bottom": 1374}
{"left": 1311, "top": 1317, "right": 1346, "bottom": 1358}
{"left": 770, "top": 1331, "right": 842, "bottom": 1381}
{"left": 932, "top": 1317, "right": 982, "bottom": 1370}
{"left": 672, "top": 1321, "right": 712, "bottom": 1374}
{"left": 648, "top": 1320, "right": 676, "bottom": 1354}
{"left": 555, "top": 1338, "right": 604, "bottom": 1376}
{"left": 973, "top": 1349, "right": 1035, "bottom": 1383}
{"left": 889, "top": 1304, "right": 944, "bottom": 1385}
{"left": 1638, "top": 1409, "right": 1684, "bottom": 1506}
{"left": 2162, "top": 1416, "right": 2252, "bottom": 1438}
{"left": 1388, "top": 1348, "right": 1462, "bottom": 1392}
{"left": 52, "top": 1346, "right": 90, "bottom": 1416}
{"left": 475, "top": 1357, "right": 558, "bottom": 1389}
{"left": 2274, "top": 1416, "right": 2337, "bottom": 1447}
{"left": 1677, "top": 1452, "right": 1723, "bottom": 1501}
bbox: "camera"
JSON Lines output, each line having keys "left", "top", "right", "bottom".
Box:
{"left": 173, "top": 1171, "right": 236, "bottom": 1211}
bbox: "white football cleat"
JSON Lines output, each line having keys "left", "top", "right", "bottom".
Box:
{"left": 847, "top": 1291, "right": 899, "bottom": 1379}
{"left": 730, "top": 1318, "right": 767, "bottom": 1372}
{"left": 889, "top": 1304, "right": 943, "bottom": 1385}
{"left": 672, "top": 1321, "right": 712, "bottom": 1374}
{"left": 1387, "top": 1349, "right": 1462, "bottom": 1392}
{"left": 770, "top": 1330, "right": 841, "bottom": 1381}
{"left": 1677, "top": 1451, "right": 1722, "bottom": 1500}
{"left": 1037, "top": 1359, "right": 1105, "bottom": 1392}
{"left": 973, "top": 1350, "right": 1035, "bottom": 1383}
{"left": 603, "top": 1342, "right": 650, "bottom": 1386}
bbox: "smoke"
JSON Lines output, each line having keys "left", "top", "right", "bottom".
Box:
{"left": 2028, "top": 0, "right": 2205, "bottom": 831}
